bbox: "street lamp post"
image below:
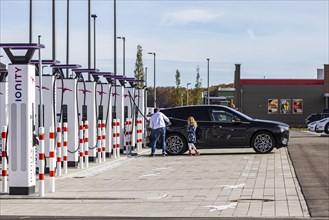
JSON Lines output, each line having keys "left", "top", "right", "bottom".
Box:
{"left": 186, "top": 83, "right": 191, "bottom": 106}
{"left": 207, "top": 58, "right": 210, "bottom": 105}
{"left": 148, "top": 52, "right": 156, "bottom": 108}
{"left": 117, "top": 36, "right": 126, "bottom": 76}
{"left": 91, "top": 14, "right": 97, "bottom": 69}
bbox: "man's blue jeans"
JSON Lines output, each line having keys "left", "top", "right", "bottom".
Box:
{"left": 150, "top": 127, "right": 166, "bottom": 154}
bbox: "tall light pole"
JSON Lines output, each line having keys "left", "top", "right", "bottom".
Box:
{"left": 114, "top": 0, "right": 117, "bottom": 75}
{"left": 91, "top": 14, "right": 97, "bottom": 69}
{"left": 207, "top": 58, "right": 210, "bottom": 105}
{"left": 117, "top": 36, "right": 126, "bottom": 76}
{"left": 66, "top": 0, "right": 70, "bottom": 78}
{"left": 186, "top": 83, "right": 191, "bottom": 106}
{"left": 29, "top": 0, "right": 32, "bottom": 43}
{"left": 52, "top": 0, "right": 56, "bottom": 60}
{"left": 87, "top": 0, "right": 91, "bottom": 79}
{"left": 148, "top": 52, "right": 156, "bottom": 108}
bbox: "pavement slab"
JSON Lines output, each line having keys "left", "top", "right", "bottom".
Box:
{"left": 0, "top": 131, "right": 315, "bottom": 219}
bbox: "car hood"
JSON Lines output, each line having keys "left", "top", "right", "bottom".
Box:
{"left": 253, "top": 119, "right": 289, "bottom": 127}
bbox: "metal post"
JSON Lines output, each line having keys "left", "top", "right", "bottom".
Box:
{"left": 207, "top": 58, "right": 210, "bottom": 105}
{"left": 91, "top": 14, "right": 97, "bottom": 69}
{"left": 29, "top": 0, "right": 32, "bottom": 43}
{"left": 52, "top": 0, "right": 56, "bottom": 60}
{"left": 145, "top": 66, "right": 148, "bottom": 108}
{"left": 38, "top": 36, "right": 43, "bottom": 127}
{"left": 66, "top": 0, "right": 70, "bottom": 78}
{"left": 148, "top": 52, "right": 156, "bottom": 107}
{"left": 123, "top": 37, "right": 125, "bottom": 76}
{"left": 114, "top": 0, "right": 117, "bottom": 75}
{"left": 88, "top": 0, "right": 91, "bottom": 72}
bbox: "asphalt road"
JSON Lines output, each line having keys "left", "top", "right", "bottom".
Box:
{"left": 288, "top": 131, "right": 329, "bottom": 218}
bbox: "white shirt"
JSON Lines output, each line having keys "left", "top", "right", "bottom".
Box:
{"left": 149, "top": 112, "right": 170, "bottom": 130}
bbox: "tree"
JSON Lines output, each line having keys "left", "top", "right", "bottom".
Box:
{"left": 175, "top": 69, "right": 181, "bottom": 88}
{"left": 172, "top": 69, "right": 183, "bottom": 106}
{"left": 134, "top": 45, "right": 144, "bottom": 87}
{"left": 191, "top": 65, "right": 202, "bottom": 104}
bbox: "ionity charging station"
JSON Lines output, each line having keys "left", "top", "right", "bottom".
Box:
{"left": 0, "top": 43, "right": 45, "bottom": 195}
{"left": 125, "top": 78, "right": 145, "bottom": 149}
{"left": 91, "top": 72, "right": 114, "bottom": 158}
{"left": 51, "top": 64, "right": 82, "bottom": 167}
{"left": 72, "top": 68, "right": 100, "bottom": 162}
{"left": 0, "top": 68, "right": 8, "bottom": 161}
{"left": 30, "top": 60, "right": 60, "bottom": 171}
{"left": 107, "top": 75, "right": 126, "bottom": 153}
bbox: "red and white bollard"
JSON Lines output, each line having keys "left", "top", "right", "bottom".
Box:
{"left": 136, "top": 118, "right": 143, "bottom": 151}
{"left": 97, "top": 120, "right": 102, "bottom": 163}
{"left": 38, "top": 127, "right": 45, "bottom": 197}
{"left": 116, "top": 120, "right": 121, "bottom": 158}
{"left": 56, "top": 123, "right": 62, "bottom": 176}
{"left": 102, "top": 120, "right": 106, "bottom": 162}
{"left": 63, "top": 122, "right": 68, "bottom": 174}
{"left": 1, "top": 126, "right": 8, "bottom": 193}
{"left": 125, "top": 118, "right": 132, "bottom": 156}
{"left": 49, "top": 126, "right": 56, "bottom": 193}
{"left": 112, "top": 119, "right": 118, "bottom": 159}
{"left": 84, "top": 121, "right": 89, "bottom": 168}
{"left": 79, "top": 123, "right": 84, "bottom": 169}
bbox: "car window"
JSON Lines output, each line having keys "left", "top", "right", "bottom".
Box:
{"left": 211, "top": 109, "right": 240, "bottom": 123}
{"left": 162, "top": 107, "right": 211, "bottom": 121}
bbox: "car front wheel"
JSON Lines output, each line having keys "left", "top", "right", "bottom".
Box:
{"left": 166, "top": 133, "right": 187, "bottom": 155}
{"left": 251, "top": 132, "right": 275, "bottom": 154}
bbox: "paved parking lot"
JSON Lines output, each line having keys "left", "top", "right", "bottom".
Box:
{"left": 0, "top": 131, "right": 313, "bottom": 218}
{"left": 288, "top": 131, "right": 329, "bottom": 218}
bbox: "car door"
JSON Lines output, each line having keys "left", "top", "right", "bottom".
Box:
{"left": 209, "top": 107, "right": 250, "bottom": 147}
{"left": 184, "top": 106, "right": 213, "bottom": 147}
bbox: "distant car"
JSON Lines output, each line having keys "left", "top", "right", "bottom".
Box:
{"left": 308, "top": 118, "right": 329, "bottom": 134}
{"left": 160, "top": 105, "right": 289, "bottom": 155}
{"left": 305, "top": 113, "right": 329, "bottom": 125}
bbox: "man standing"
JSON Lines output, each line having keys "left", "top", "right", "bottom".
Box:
{"left": 149, "top": 107, "right": 171, "bottom": 156}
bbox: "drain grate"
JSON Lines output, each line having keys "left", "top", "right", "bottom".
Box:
{"left": 229, "top": 199, "right": 274, "bottom": 203}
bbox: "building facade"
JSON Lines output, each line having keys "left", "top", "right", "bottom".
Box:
{"left": 234, "top": 64, "right": 329, "bottom": 127}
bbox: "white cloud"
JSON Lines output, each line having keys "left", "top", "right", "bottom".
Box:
{"left": 162, "top": 9, "right": 223, "bottom": 25}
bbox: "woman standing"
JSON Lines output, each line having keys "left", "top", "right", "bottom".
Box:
{"left": 187, "top": 116, "right": 200, "bottom": 156}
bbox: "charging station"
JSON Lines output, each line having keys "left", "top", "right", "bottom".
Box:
{"left": 31, "top": 60, "right": 60, "bottom": 171}
{"left": 73, "top": 69, "right": 99, "bottom": 162}
{"left": 124, "top": 78, "right": 145, "bottom": 150}
{"left": 51, "top": 64, "right": 81, "bottom": 167}
{"left": 0, "top": 68, "right": 8, "bottom": 159}
{"left": 123, "top": 79, "right": 137, "bottom": 149}
{"left": 93, "top": 73, "right": 114, "bottom": 158}
{"left": 107, "top": 75, "right": 126, "bottom": 153}
{"left": 0, "top": 43, "right": 45, "bottom": 195}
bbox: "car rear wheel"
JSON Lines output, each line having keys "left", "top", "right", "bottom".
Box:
{"left": 324, "top": 123, "right": 329, "bottom": 134}
{"left": 166, "top": 133, "right": 187, "bottom": 155}
{"left": 251, "top": 132, "right": 275, "bottom": 154}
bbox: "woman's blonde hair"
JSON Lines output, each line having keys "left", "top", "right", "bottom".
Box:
{"left": 188, "top": 116, "right": 198, "bottom": 128}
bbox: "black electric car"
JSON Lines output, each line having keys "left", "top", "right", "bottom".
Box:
{"left": 159, "top": 105, "right": 289, "bottom": 155}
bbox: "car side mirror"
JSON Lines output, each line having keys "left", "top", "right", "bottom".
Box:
{"left": 232, "top": 118, "right": 242, "bottom": 124}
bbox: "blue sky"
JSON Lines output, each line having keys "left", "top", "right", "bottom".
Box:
{"left": 0, "top": 0, "right": 328, "bottom": 87}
